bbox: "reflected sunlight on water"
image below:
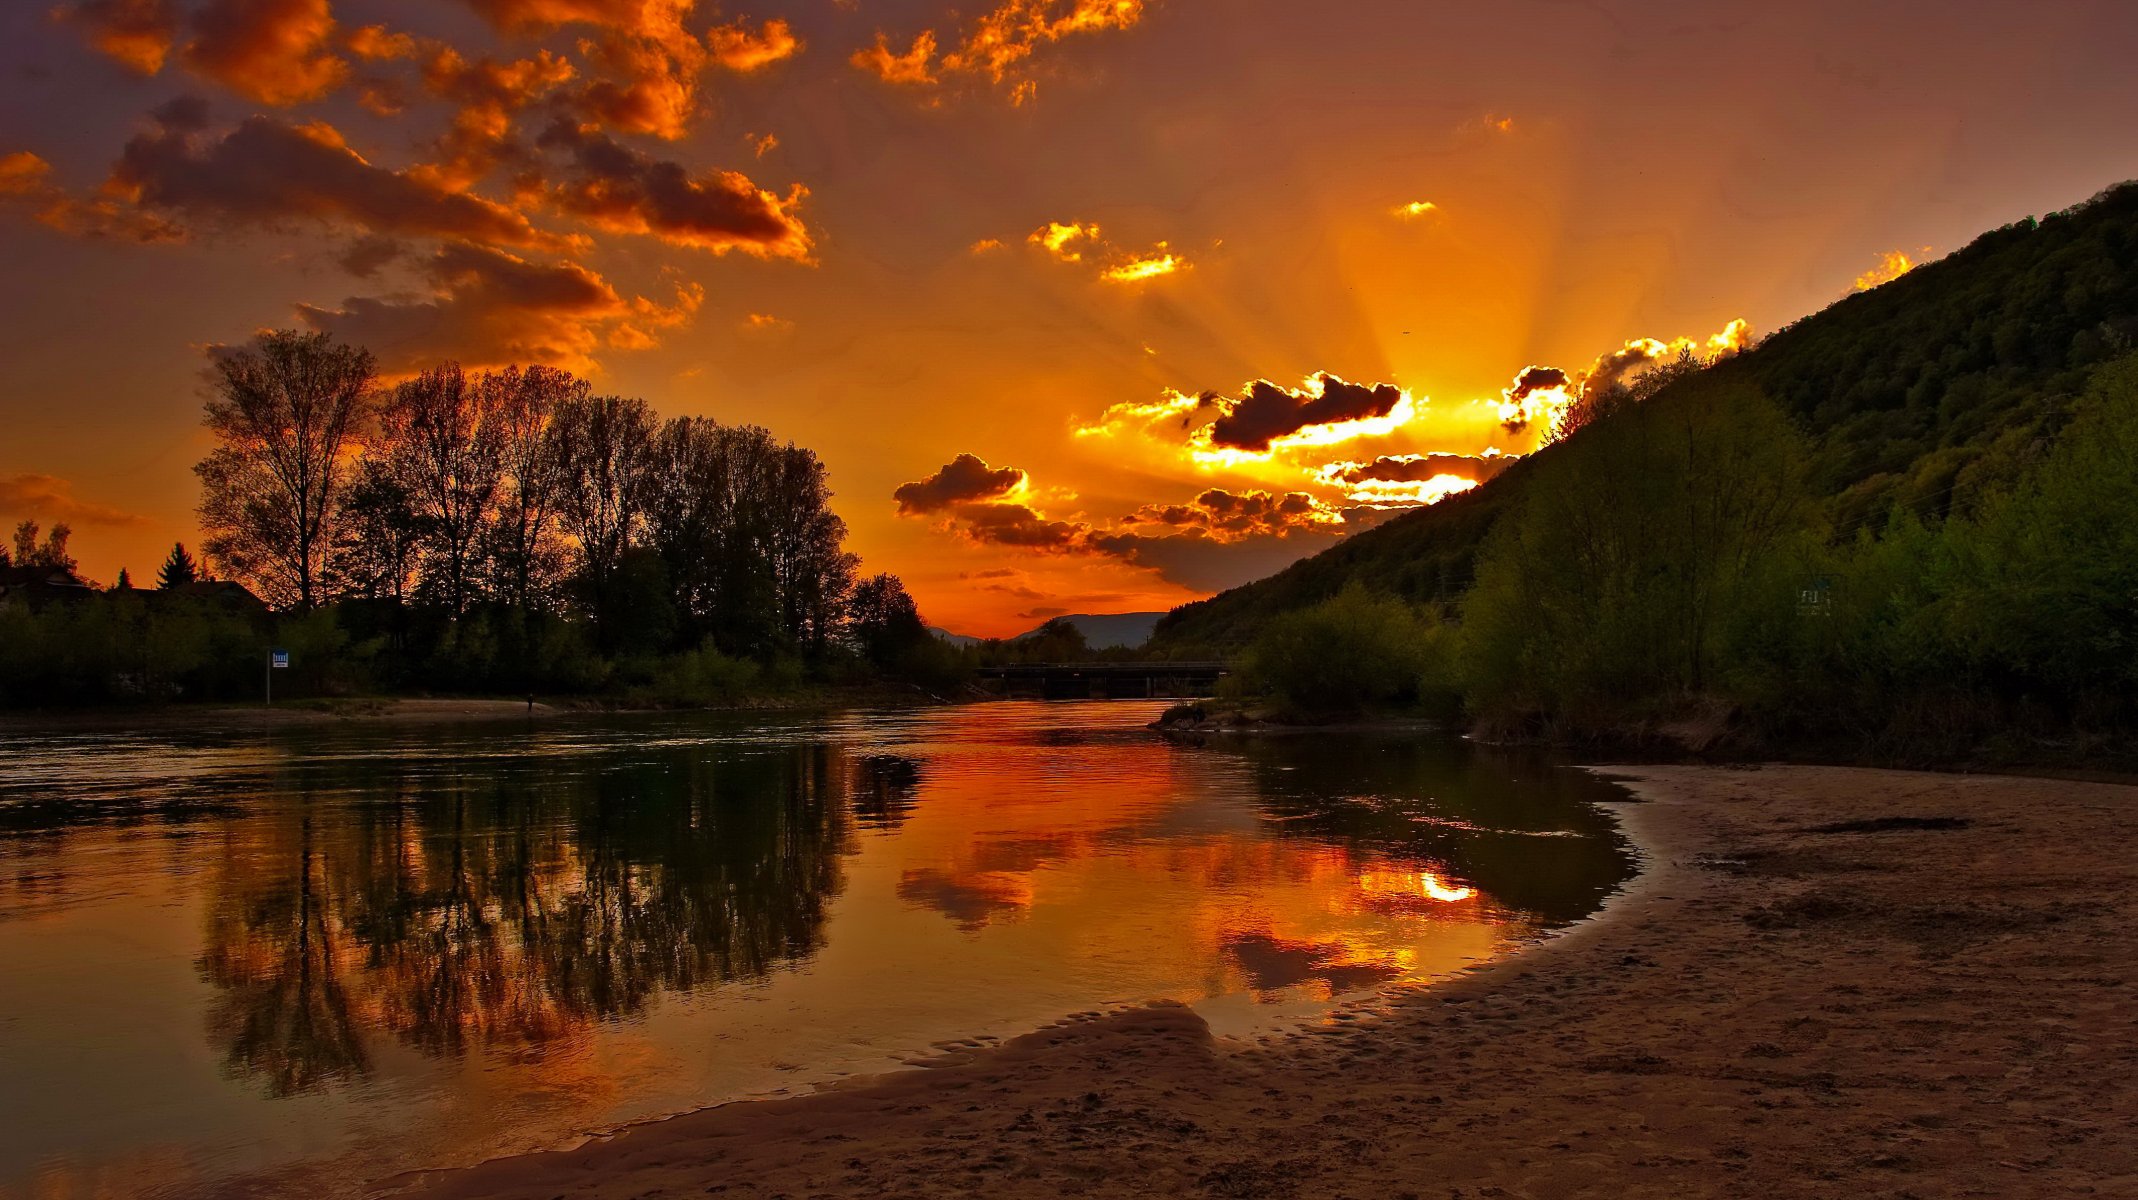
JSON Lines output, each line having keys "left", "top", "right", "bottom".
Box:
{"left": 0, "top": 701, "right": 1631, "bottom": 1199}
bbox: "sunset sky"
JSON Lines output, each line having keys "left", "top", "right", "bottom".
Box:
{"left": 2, "top": 0, "right": 2134, "bottom": 635}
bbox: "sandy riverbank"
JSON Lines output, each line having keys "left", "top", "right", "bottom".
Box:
{"left": 396, "top": 764, "right": 2138, "bottom": 1199}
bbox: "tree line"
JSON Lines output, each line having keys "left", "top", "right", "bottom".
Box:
{"left": 3, "top": 331, "right": 949, "bottom": 705}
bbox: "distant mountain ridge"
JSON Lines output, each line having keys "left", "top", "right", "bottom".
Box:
{"left": 1154, "top": 180, "right": 2138, "bottom": 649}
{"left": 931, "top": 611, "right": 1166, "bottom": 650}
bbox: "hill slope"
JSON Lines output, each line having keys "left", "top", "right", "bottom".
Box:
{"left": 1015, "top": 612, "right": 1165, "bottom": 650}
{"left": 1156, "top": 180, "right": 2138, "bottom": 650}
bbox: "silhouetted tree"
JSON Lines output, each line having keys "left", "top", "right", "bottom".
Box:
{"left": 156, "top": 541, "right": 198, "bottom": 589}
{"left": 379, "top": 363, "right": 504, "bottom": 616}
{"left": 196, "top": 331, "right": 378, "bottom": 609}
{"left": 331, "top": 460, "right": 423, "bottom": 606}
{"left": 482, "top": 365, "right": 581, "bottom": 613}
{"left": 846, "top": 573, "right": 929, "bottom": 668}
{"left": 114, "top": 567, "right": 133, "bottom": 590}
{"left": 640, "top": 421, "right": 855, "bottom": 657}
{"left": 11, "top": 521, "right": 77, "bottom": 574}
{"left": 1022, "top": 617, "right": 1089, "bottom": 663}
{"left": 548, "top": 394, "right": 655, "bottom": 646}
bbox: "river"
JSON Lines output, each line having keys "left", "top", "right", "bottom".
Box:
{"left": 0, "top": 700, "right": 1632, "bottom": 1198}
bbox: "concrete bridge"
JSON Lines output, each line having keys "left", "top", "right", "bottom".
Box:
{"left": 974, "top": 661, "right": 1231, "bottom": 699}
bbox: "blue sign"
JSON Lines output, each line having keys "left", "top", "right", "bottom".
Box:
{"left": 271, "top": 650, "right": 290, "bottom": 669}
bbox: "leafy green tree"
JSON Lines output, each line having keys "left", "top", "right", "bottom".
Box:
{"left": 1462, "top": 378, "right": 1809, "bottom": 726}
{"left": 1241, "top": 584, "right": 1435, "bottom": 715}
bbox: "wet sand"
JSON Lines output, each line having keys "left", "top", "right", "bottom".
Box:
{"left": 399, "top": 765, "right": 2138, "bottom": 1199}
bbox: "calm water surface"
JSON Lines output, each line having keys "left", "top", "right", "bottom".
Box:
{"left": 0, "top": 701, "right": 1633, "bottom": 1198}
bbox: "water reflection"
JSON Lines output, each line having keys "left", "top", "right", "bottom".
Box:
{"left": 0, "top": 703, "right": 1633, "bottom": 1199}
{"left": 192, "top": 748, "right": 851, "bottom": 1095}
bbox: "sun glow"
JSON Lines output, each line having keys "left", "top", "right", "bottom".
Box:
{"left": 1101, "top": 246, "right": 1186, "bottom": 283}
{"left": 1854, "top": 247, "right": 1929, "bottom": 292}
{"left": 1354, "top": 867, "right": 1478, "bottom": 905}
{"left": 1337, "top": 473, "right": 1480, "bottom": 507}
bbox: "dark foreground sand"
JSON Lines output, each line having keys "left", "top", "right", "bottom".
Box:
{"left": 400, "top": 765, "right": 2138, "bottom": 1199}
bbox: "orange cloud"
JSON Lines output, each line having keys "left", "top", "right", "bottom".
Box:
{"left": 1100, "top": 245, "right": 1186, "bottom": 283}
{"left": 110, "top": 105, "right": 564, "bottom": 250}
{"left": 181, "top": 0, "right": 347, "bottom": 106}
{"left": 458, "top": 0, "right": 655, "bottom": 34}
{"left": 0, "top": 150, "right": 182, "bottom": 242}
{"left": 554, "top": 2, "right": 791, "bottom": 140}
{"left": 414, "top": 44, "right": 579, "bottom": 189}
{"left": 706, "top": 17, "right": 800, "bottom": 72}
{"left": 854, "top": 0, "right": 1146, "bottom": 101}
{"left": 295, "top": 242, "right": 697, "bottom": 373}
{"left": 535, "top": 120, "right": 812, "bottom": 258}
{"left": 51, "top": 0, "right": 178, "bottom": 75}
{"left": 1854, "top": 246, "right": 1929, "bottom": 291}
{"left": 1391, "top": 200, "right": 1437, "bottom": 218}
{"left": 1029, "top": 219, "right": 1099, "bottom": 261}
{"left": 851, "top": 31, "right": 940, "bottom": 86}
{"left": 0, "top": 474, "right": 148, "bottom": 527}
{"left": 1026, "top": 220, "right": 1188, "bottom": 282}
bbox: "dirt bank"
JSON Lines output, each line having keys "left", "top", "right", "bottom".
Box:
{"left": 396, "top": 765, "right": 2138, "bottom": 1199}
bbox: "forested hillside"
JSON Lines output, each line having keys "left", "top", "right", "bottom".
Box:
{"left": 1156, "top": 181, "right": 2138, "bottom": 651}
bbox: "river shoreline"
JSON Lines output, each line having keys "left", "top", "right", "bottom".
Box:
{"left": 394, "top": 763, "right": 2138, "bottom": 1199}
{"left": 0, "top": 687, "right": 957, "bottom": 733}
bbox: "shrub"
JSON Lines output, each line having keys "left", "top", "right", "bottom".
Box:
{"left": 1240, "top": 584, "right": 1437, "bottom": 715}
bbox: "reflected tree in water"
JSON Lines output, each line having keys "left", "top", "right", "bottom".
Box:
{"left": 196, "top": 742, "right": 856, "bottom": 1094}
{"left": 197, "top": 814, "right": 371, "bottom": 1096}
{"left": 849, "top": 754, "right": 923, "bottom": 830}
